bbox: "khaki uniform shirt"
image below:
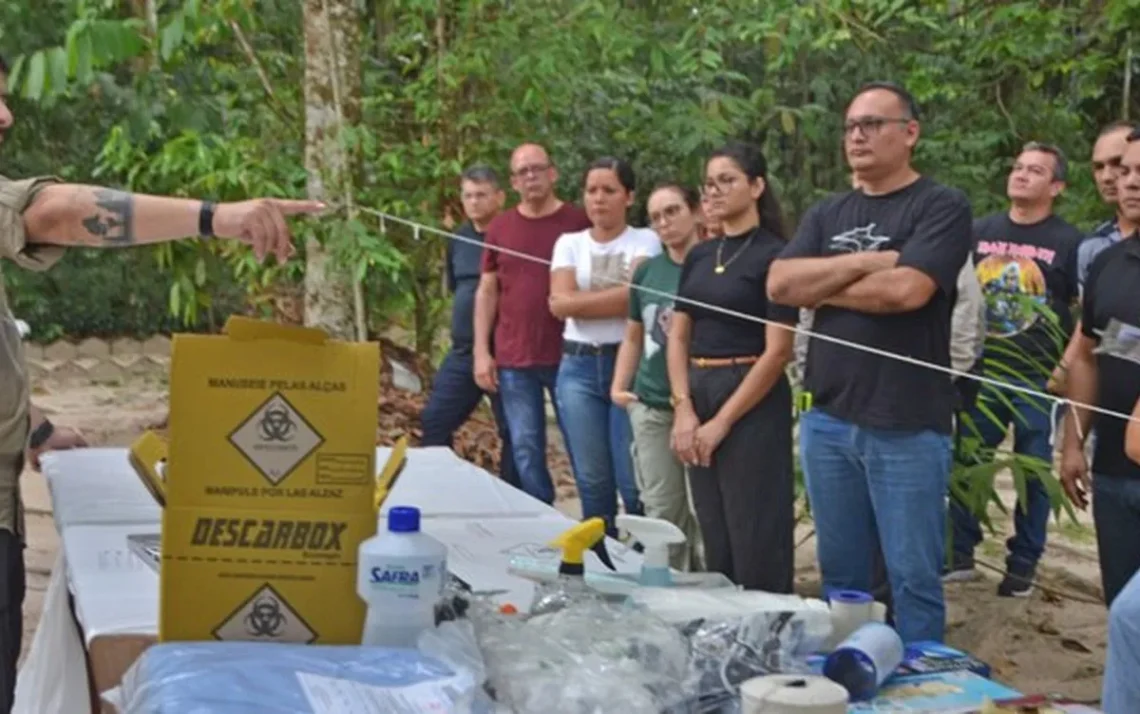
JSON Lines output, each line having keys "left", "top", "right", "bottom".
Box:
{"left": 0, "top": 176, "right": 64, "bottom": 539}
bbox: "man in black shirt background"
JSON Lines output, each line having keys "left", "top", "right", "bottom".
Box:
{"left": 768, "top": 82, "right": 971, "bottom": 643}
{"left": 1061, "top": 127, "right": 1140, "bottom": 609}
{"left": 420, "top": 166, "right": 518, "bottom": 487}
{"left": 946, "top": 143, "right": 1083, "bottom": 596}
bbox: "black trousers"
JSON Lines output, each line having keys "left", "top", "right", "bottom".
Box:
{"left": 689, "top": 364, "right": 795, "bottom": 593}
{"left": 0, "top": 529, "right": 24, "bottom": 714}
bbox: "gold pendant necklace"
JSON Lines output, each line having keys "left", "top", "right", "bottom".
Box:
{"left": 714, "top": 234, "right": 754, "bottom": 275}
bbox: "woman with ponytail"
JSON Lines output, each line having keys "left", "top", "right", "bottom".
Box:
{"left": 665, "top": 141, "right": 797, "bottom": 592}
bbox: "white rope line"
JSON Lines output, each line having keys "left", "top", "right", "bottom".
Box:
{"left": 343, "top": 205, "right": 1130, "bottom": 429}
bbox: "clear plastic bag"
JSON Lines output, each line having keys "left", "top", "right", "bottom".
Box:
{"left": 104, "top": 640, "right": 491, "bottom": 714}
{"left": 471, "top": 597, "right": 697, "bottom": 714}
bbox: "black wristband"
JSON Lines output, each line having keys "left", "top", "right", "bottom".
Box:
{"left": 199, "top": 201, "right": 216, "bottom": 238}
{"left": 28, "top": 419, "right": 54, "bottom": 450}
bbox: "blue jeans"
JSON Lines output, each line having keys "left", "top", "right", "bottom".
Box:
{"left": 556, "top": 351, "right": 642, "bottom": 531}
{"left": 950, "top": 382, "right": 1053, "bottom": 569}
{"left": 1104, "top": 568, "right": 1140, "bottom": 714}
{"left": 1093, "top": 475, "right": 1140, "bottom": 607}
{"left": 420, "top": 347, "right": 519, "bottom": 490}
{"left": 800, "top": 409, "right": 951, "bottom": 643}
{"left": 498, "top": 366, "right": 563, "bottom": 504}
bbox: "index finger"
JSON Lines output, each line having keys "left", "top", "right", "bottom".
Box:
{"left": 266, "top": 199, "right": 328, "bottom": 216}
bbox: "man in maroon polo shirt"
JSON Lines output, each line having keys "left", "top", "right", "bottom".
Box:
{"left": 473, "top": 143, "right": 591, "bottom": 502}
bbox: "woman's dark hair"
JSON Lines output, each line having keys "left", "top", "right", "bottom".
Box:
{"left": 648, "top": 182, "right": 700, "bottom": 211}
{"left": 583, "top": 156, "right": 636, "bottom": 193}
{"left": 707, "top": 141, "right": 786, "bottom": 240}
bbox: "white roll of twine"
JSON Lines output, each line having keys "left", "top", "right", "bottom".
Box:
{"left": 739, "top": 674, "right": 849, "bottom": 714}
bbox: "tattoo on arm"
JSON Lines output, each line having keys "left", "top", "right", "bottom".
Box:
{"left": 81, "top": 189, "right": 135, "bottom": 246}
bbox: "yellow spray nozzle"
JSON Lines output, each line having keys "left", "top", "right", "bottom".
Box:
{"left": 550, "top": 517, "right": 606, "bottom": 569}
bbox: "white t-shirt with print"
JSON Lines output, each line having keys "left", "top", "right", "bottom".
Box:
{"left": 550, "top": 226, "right": 662, "bottom": 345}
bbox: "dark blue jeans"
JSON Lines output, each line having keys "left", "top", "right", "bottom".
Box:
{"left": 555, "top": 350, "right": 642, "bottom": 531}
{"left": 498, "top": 365, "right": 565, "bottom": 504}
{"left": 1093, "top": 475, "right": 1140, "bottom": 607}
{"left": 950, "top": 381, "right": 1052, "bottom": 569}
{"left": 420, "top": 347, "right": 519, "bottom": 489}
{"left": 800, "top": 409, "right": 951, "bottom": 643}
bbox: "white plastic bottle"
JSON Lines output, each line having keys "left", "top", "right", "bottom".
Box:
{"left": 356, "top": 505, "right": 448, "bottom": 648}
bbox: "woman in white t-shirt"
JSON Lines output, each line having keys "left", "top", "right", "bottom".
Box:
{"left": 549, "top": 157, "right": 661, "bottom": 532}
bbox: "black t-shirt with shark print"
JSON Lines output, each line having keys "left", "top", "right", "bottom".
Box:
{"left": 779, "top": 176, "right": 972, "bottom": 434}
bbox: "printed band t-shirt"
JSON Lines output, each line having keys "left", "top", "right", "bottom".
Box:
{"left": 779, "top": 177, "right": 972, "bottom": 434}
{"left": 675, "top": 227, "right": 798, "bottom": 359}
{"left": 446, "top": 222, "right": 487, "bottom": 351}
{"left": 628, "top": 253, "right": 683, "bottom": 409}
{"left": 972, "top": 213, "right": 1083, "bottom": 373}
{"left": 550, "top": 225, "right": 661, "bottom": 345}
{"left": 1081, "top": 236, "right": 1140, "bottom": 480}
{"left": 482, "top": 203, "right": 592, "bottom": 368}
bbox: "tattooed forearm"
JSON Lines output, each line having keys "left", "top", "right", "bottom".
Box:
{"left": 81, "top": 188, "right": 135, "bottom": 246}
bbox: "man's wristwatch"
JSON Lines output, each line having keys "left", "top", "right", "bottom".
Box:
{"left": 28, "top": 419, "right": 54, "bottom": 450}
{"left": 670, "top": 393, "right": 690, "bottom": 408}
{"left": 199, "top": 201, "right": 217, "bottom": 238}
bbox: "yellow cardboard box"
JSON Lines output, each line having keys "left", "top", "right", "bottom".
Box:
{"left": 133, "top": 316, "right": 380, "bottom": 645}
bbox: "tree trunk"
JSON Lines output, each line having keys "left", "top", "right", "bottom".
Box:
{"left": 302, "top": 0, "right": 363, "bottom": 340}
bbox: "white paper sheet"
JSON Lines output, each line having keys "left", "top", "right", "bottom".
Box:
{"left": 63, "top": 523, "right": 160, "bottom": 643}
{"left": 297, "top": 671, "right": 469, "bottom": 714}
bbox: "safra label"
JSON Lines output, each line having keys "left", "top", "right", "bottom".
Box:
{"left": 368, "top": 562, "right": 441, "bottom": 598}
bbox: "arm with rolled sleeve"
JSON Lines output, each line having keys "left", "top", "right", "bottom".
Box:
{"left": 822, "top": 188, "right": 972, "bottom": 314}
{"left": 950, "top": 255, "right": 985, "bottom": 373}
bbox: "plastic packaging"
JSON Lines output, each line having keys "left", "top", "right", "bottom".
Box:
{"left": 472, "top": 595, "right": 695, "bottom": 713}
{"left": 823, "top": 621, "right": 905, "bottom": 701}
{"left": 104, "top": 641, "right": 490, "bottom": 714}
{"left": 617, "top": 514, "right": 686, "bottom": 586}
{"left": 628, "top": 588, "right": 833, "bottom": 710}
{"left": 356, "top": 505, "right": 448, "bottom": 647}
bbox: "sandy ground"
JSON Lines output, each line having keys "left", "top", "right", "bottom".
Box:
{"left": 18, "top": 376, "right": 1109, "bottom": 703}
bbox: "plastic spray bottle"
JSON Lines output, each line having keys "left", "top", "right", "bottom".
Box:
{"left": 356, "top": 505, "right": 448, "bottom": 647}
{"left": 529, "top": 517, "right": 607, "bottom": 615}
{"left": 615, "top": 515, "right": 685, "bottom": 587}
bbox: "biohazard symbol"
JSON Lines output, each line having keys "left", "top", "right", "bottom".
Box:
{"left": 258, "top": 405, "right": 297, "bottom": 442}
{"left": 213, "top": 583, "right": 318, "bottom": 643}
{"left": 245, "top": 595, "right": 287, "bottom": 637}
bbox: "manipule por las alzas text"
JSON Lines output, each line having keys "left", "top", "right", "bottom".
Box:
{"left": 154, "top": 317, "right": 380, "bottom": 645}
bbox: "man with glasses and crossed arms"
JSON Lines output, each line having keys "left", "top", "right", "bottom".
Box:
{"left": 769, "top": 82, "right": 972, "bottom": 643}
{"left": 473, "top": 143, "right": 591, "bottom": 504}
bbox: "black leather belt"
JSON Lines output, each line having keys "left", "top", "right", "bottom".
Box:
{"left": 562, "top": 340, "right": 619, "bottom": 356}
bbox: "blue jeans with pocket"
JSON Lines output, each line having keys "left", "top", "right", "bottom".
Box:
{"left": 498, "top": 365, "right": 564, "bottom": 504}
{"left": 800, "top": 408, "right": 951, "bottom": 643}
{"left": 555, "top": 349, "right": 642, "bottom": 531}
{"left": 949, "top": 381, "right": 1053, "bottom": 569}
{"left": 420, "top": 347, "right": 519, "bottom": 489}
{"left": 1104, "top": 567, "right": 1140, "bottom": 713}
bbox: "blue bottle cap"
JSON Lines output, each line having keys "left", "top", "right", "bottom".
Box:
{"left": 828, "top": 589, "right": 874, "bottom": 605}
{"left": 387, "top": 506, "right": 421, "bottom": 533}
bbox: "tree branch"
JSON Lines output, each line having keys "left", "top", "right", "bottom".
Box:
{"left": 229, "top": 21, "right": 297, "bottom": 124}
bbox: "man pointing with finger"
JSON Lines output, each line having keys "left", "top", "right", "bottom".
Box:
{"left": 0, "top": 52, "right": 322, "bottom": 712}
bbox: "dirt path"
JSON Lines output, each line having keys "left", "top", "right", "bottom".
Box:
{"left": 20, "top": 377, "right": 1109, "bottom": 702}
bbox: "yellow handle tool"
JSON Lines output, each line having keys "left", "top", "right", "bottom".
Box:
{"left": 551, "top": 517, "right": 606, "bottom": 576}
